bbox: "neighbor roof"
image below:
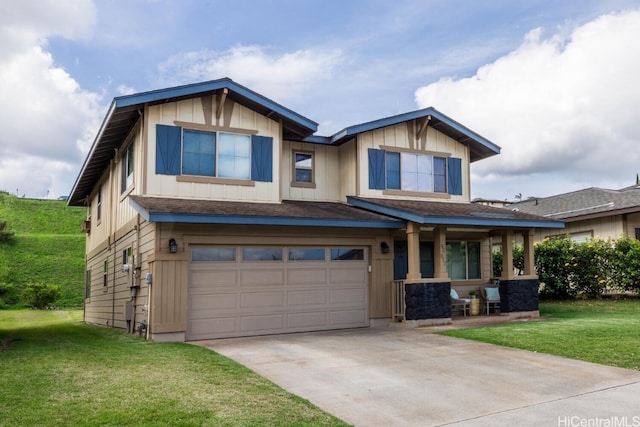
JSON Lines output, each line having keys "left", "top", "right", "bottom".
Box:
{"left": 68, "top": 78, "right": 318, "bottom": 206}
{"left": 508, "top": 186, "right": 640, "bottom": 221}
{"left": 347, "top": 196, "right": 564, "bottom": 229}
{"left": 129, "top": 196, "right": 404, "bottom": 229}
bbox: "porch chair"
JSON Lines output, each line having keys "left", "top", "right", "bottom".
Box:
{"left": 482, "top": 286, "right": 500, "bottom": 315}
{"left": 450, "top": 288, "right": 470, "bottom": 317}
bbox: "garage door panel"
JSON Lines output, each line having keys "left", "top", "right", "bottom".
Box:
{"left": 287, "top": 268, "right": 327, "bottom": 285}
{"left": 240, "top": 269, "right": 285, "bottom": 286}
{"left": 241, "top": 314, "right": 284, "bottom": 332}
{"left": 288, "top": 289, "right": 327, "bottom": 306}
{"left": 190, "top": 317, "right": 237, "bottom": 338}
{"left": 191, "top": 293, "right": 237, "bottom": 311}
{"left": 287, "top": 311, "right": 327, "bottom": 328}
{"left": 329, "top": 288, "right": 367, "bottom": 305}
{"left": 329, "top": 267, "right": 367, "bottom": 284}
{"left": 191, "top": 269, "right": 237, "bottom": 288}
{"left": 240, "top": 291, "right": 285, "bottom": 308}
{"left": 330, "top": 309, "right": 368, "bottom": 326}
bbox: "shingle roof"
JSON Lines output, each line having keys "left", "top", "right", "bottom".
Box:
{"left": 508, "top": 186, "right": 640, "bottom": 221}
{"left": 347, "top": 197, "right": 564, "bottom": 228}
{"left": 129, "top": 196, "right": 403, "bottom": 228}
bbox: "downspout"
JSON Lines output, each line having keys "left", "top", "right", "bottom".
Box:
{"left": 110, "top": 152, "right": 118, "bottom": 328}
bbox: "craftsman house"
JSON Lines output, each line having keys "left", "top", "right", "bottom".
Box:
{"left": 69, "top": 78, "right": 563, "bottom": 341}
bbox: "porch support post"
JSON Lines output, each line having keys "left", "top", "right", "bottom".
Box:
{"left": 523, "top": 229, "right": 535, "bottom": 276}
{"left": 405, "top": 221, "right": 422, "bottom": 282}
{"left": 500, "top": 230, "right": 515, "bottom": 280}
{"left": 433, "top": 226, "right": 448, "bottom": 280}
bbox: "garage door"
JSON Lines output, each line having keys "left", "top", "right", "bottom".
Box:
{"left": 187, "top": 246, "right": 369, "bottom": 340}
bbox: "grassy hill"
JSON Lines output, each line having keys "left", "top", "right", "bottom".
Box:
{"left": 0, "top": 191, "right": 86, "bottom": 307}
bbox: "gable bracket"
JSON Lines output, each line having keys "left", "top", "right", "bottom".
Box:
{"left": 416, "top": 115, "right": 431, "bottom": 140}
{"left": 216, "top": 88, "right": 228, "bottom": 121}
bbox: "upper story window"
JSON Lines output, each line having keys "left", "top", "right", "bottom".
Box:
{"left": 368, "top": 148, "right": 462, "bottom": 196}
{"left": 292, "top": 151, "right": 314, "bottom": 187}
{"left": 182, "top": 130, "right": 251, "bottom": 179}
{"left": 156, "top": 124, "right": 272, "bottom": 183}
{"left": 121, "top": 143, "right": 134, "bottom": 193}
{"left": 386, "top": 152, "right": 447, "bottom": 193}
{"left": 96, "top": 189, "right": 102, "bottom": 221}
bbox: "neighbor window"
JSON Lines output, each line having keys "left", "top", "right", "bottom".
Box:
{"left": 103, "top": 260, "right": 108, "bottom": 287}
{"left": 182, "top": 130, "right": 251, "bottom": 179}
{"left": 446, "top": 241, "right": 481, "bottom": 280}
{"left": 121, "top": 143, "right": 134, "bottom": 192}
{"left": 368, "top": 148, "right": 462, "bottom": 195}
{"left": 96, "top": 189, "right": 102, "bottom": 221}
{"left": 293, "top": 151, "right": 314, "bottom": 184}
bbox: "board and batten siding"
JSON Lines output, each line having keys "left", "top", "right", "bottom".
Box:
{"left": 144, "top": 98, "right": 281, "bottom": 202}
{"left": 357, "top": 123, "right": 471, "bottom": 202}
{"left": 281, "top": 140, "right": 343, "bottom": 202}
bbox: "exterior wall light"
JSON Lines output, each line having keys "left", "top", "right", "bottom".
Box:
{"left": 169, "top": 238, "right": 178, "bottom": 253}
{"left": 380, "top": 241, "right": 390, "bottom": 254}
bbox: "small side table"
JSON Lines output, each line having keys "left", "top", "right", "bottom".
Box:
{"left": 470, "top": 298, "right": 480, "bottom": 316}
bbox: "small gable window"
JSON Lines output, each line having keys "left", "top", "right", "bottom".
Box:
{"left": 293, "top": 151, "right": 314, "bottom": 186}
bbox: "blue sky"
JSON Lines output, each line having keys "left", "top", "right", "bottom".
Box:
{"left": 1, "top": 0, "right": 639, "bottom": 201}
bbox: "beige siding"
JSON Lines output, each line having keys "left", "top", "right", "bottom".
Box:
{"left": 356, "top": 123, "right": 471, "bottom": 202}
{"left": 282, "top": 140, "right": 342, "bottom": 201}
{"left": 84, "top": 218, "right": 156, "bottom": 333}
{"left": 339, "top": 140, "right": 358, "bottom": 199}
{"left": 145, "top": 98, "right": 281, "bottom": 202}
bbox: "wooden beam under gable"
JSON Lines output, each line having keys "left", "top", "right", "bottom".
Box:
{"left": 216, "top": 88, "right": 228, "bottom": 124}
{"left": 416, "top": 115, "right": 431, "bottom": 150}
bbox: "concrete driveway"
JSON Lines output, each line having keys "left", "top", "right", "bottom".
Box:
{"left": 195, "top": 327, "right": 640, "bottom": 426}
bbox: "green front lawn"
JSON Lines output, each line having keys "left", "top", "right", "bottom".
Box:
{"left": 439, "top": 300, "right": 640, "bottom": 370}
{"left": 0, "top": 310, "right": 349, "bottom": 426}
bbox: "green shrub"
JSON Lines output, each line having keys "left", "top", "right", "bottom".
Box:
{"left": 610, "top": 237, "right": 640, "bottom": 293}
{"left": 0, "top": 282, "right": 20, "bottom": 308}
{"left": 0, "top": 220, "right": 14, "bottom": 243}
{"left": 535, "top": 237, "right": 576, "bottom": 299}
{"left": 570, "top": 237, "right": 611, "bottom": 298}
{"left": 492, "top": 250, "right": 502, "bottom": 278}
{"left": 22, "top": 282, "right": 61, "bottom": 309}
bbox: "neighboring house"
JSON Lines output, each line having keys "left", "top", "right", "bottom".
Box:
{"left": 508, "top": 186, "right": 640, "bottom": 243}
{"left": 68, "top": 78, "right": 563, "bottom": 341}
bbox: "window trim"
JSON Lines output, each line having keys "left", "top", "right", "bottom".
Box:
{"left": 291, "top": 150, "right": 316, "bottom": 188}
{"left": 96, "top": 189, "right": 102, "bottom": 223}
{"left": 181, "top": 128, "right": 252, "bottom": 180}
{"left": 121, "top": 142, "right": 135, "bottom": 194}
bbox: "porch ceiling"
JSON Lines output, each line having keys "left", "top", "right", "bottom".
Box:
{"left": 346, "top": 197, "right": 565, "bottom": 229}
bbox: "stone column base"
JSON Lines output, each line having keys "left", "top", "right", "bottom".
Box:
{"left": 499, "top": 278, "right": 539, "bottom": 312}
{"left": 405, "top": 282, "right": 451, "bottom": 320}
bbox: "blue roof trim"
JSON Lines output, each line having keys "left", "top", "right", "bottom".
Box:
{"left": 114, "top": 77, "right": 318, "bottom": 133}
{"left": 302, "top": 135, "right": 332, "bottom": 144}
{"left": 327, "top": 107, "right": 500, "bottom": 154}
{"left": 346, "top": 197, "right": 565, "bottom": 229}
{"left": 147, "top": 212, "right": 403, "bottom": 228}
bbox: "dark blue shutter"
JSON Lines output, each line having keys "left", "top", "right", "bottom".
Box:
{"left": 368, "top": 148, "right": 386, "bottom": 190}
{"left": 447, "top": 157, "right": 462, "bottom": 195}
{"left": 156, "top": 125, "right": 182, "bottom": 175}
{"left": 251, "top": 135, "right": 273, "bottom": 182}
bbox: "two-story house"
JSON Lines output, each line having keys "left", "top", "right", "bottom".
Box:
{"left": 69, "top": 78, "right": 563, "bottom": 341}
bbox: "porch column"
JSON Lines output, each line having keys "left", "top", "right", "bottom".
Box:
{"left": 522, "top": 229, "right": 535, "bottom": 276}
{"left": 433, "top": 226, "right": 448, "bottom": 280}
{"left": 403, "top": 222, "right": 451, "bottom": 325}
{"left": 500, "top": 230, "right": 515, "bottom": 280}
{"left": 405, "top": 221, "right": 422, "bottom": 282}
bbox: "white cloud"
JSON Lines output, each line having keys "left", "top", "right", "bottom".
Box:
{"left": 414, "top": 9, "right": 640, "bottom": 199}
{"left": 156, "top": 45, "right": 343, "bottom": 103}
{"left": 0, "top": 1, "right": 101, "bottom": 199}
